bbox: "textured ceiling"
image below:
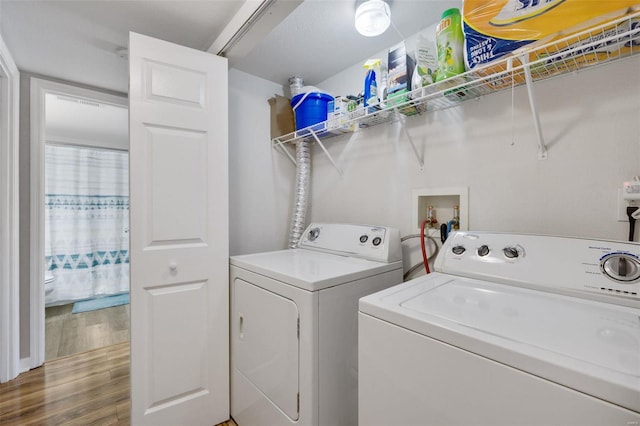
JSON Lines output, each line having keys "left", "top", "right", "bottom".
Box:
{"left": 45, "top": 93, "right": 128, "bottom": 148}
{"left": 0, "top": 0, "right": 459, "bottom": 92}
{"left": 232, "top": 0, "right": 460, "bottom": 87}
{"left": 0, "top": 0, "right": 244, "bottom": 93}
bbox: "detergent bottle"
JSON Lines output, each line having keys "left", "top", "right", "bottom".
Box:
{"left": 364, "top": 58, "right": 389, "bottom": 112}
{"left": 435, "top": 8, "right": 465, "bottom": 82}
{"left": 363, "top": 69, "right": 377, "bottom": 112}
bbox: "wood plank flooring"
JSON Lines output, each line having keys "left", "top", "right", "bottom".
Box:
{"left": 0, "top": 342, "right": 238, "bottom": 426}
{"left": 46, "top": 303, "right": 130, "bottom": 360}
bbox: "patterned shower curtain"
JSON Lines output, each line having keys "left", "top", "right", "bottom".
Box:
{"left": 44, "top": 144, "right": 129, "bottom": 306}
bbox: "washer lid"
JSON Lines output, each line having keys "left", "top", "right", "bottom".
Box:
{"left": 359, "top": 273, "right": 640, "bottom": 413}
{"left": 230, "top": 249, "right": 402, "bottom": 291}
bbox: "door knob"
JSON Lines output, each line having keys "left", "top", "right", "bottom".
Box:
{"left": 169, "top": 262, "right": 178, "bottom": 273}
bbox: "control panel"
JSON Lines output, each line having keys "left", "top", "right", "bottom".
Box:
{"left": 298, "top": 223, "right": 402, "bottom": 263}
{"left": 600, "top": 252, "right": 640, "bottom": 282}
{"left": 436, "top": 231, "right": 640, "bottom": 307}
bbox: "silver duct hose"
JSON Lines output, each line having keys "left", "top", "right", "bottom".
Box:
{"left": 288, "top": 140, "right": 311, "bottom": 248}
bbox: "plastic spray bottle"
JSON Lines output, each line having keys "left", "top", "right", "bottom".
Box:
{"left": 363, "top": 63, "right": 378, "bottom": 112}
{"left": 364, "top": 59, "right": 389, "bottom": 112}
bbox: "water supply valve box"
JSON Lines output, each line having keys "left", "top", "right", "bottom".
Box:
{"left": 623, "top": 181, "right": 640, "bottom": 200}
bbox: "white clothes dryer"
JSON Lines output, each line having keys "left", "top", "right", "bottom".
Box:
{"left": 230, "top": 223, "right": 403, "bottom": 426}
{"left": 359, "top": 231, "right": 640, "bottom": 426}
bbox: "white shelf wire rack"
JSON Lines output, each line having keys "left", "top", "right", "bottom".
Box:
{"left": 272, "top": 10, "right": 640, "bottom": 165}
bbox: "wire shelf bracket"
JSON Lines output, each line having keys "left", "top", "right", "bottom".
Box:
{"left": 272, "top": 129, "right": 343, "bottom": 175}
{"left": 521, "top": 55, "right": 548, "bottom": 160}
{"left": 309, "top": 129, "right": 343, "bottom": 175}
{"left": 273, "top": 137, "right": 297, "bottom": 165}
{"left": 394, "top": 108, "right": 424, "bottom": 170}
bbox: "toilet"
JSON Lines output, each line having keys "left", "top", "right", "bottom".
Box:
{"left": 44, "top": 272, "right": 55, "bottom": 296}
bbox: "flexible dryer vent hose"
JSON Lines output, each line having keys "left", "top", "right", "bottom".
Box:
{"left": 288, "top": 140, "right": 311, "bottom": 248}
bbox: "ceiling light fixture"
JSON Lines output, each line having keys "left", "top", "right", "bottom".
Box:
{"left": 355, "top": 0, "right": 391, "bottom": 37}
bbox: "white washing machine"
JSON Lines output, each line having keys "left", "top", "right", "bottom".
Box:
{"left": 230, "top": 223, "right": 403, "bottom": 426}
{"left": 359, "top": 231, "right": 640, "bottom": 426}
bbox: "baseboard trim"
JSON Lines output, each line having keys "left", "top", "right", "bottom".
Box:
{"left": 20, "top": 357, "right": 31, "bottom": 374}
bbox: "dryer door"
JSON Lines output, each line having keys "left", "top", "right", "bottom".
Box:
{"left": 232, "top": 279, "right": 300, "bottom": 420}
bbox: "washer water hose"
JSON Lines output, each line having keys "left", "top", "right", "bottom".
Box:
{"left": 420, "top": 219, "right": 431, "bottom": 274}
{"left": 401, "top": 232, "right": 438, "bottom": 281}
{"left": 288, "top": 140, "right": 311, "bottom": 248}
{"left": 628, "top": 206, "right": 639, "bottom": 242}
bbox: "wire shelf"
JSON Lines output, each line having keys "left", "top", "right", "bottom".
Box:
{"left": 272, "top": 10, "right": 640, "bottom": 150}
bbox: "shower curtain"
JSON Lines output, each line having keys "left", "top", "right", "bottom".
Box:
{"left": 44, "top": 144, "right": 129, "bottom": 306}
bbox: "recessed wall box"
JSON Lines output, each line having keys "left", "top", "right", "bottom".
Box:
{"left": 623, "top": 181, "right": 640, "bottom": 200}
{"left": 411, "top": 187, "right": 469, "bottom": 232}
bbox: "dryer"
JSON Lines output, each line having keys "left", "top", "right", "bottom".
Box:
{"left": 230, "top": 223, "right": 403, "bottom": 426}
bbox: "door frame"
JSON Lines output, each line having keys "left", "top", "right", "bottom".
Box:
{"left": 29, "top": 78, "right": 127, "bottom": 368}
{"left": 0, "top": 35, "right": 20, "bottom": 383}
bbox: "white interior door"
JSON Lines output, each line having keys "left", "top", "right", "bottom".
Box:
{"left": 129, "top": 32, "right": 229, "bottom": 425}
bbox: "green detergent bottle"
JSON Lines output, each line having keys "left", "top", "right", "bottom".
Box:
{"left": 435, "top": 8, "right": 465, "bottom": 82}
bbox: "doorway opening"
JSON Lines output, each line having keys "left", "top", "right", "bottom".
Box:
{"left": 30, "top": 79, "right": 129, "bottom": 364}
{"left": 44, "top": 141, "right": 130, "bottom": 360}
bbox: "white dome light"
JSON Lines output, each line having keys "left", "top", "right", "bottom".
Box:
{"left": 355, "top": 0, "right": 391, "bottom": 37}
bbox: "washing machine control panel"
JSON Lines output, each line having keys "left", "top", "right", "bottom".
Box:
{"left": 299, "top": 223, "right": 402, "bottom": 263}
{"left": 600, "top": 253, "right": 640, "bottom": 282}
{"left": 436, "top": 231, "right": 640, "bottom": 307}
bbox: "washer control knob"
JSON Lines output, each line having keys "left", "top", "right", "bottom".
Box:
{"left": 503, "top": 247, "right": 519, "bottom": 259}
{"left": 477, "top": 245, "right": 490, "bottom": 257}
{"left": 600, "top": 253, "right": 640, "bottom": 282}
{"left": 308, "top": 227, "right": 320, "bottom": 242}
{"left": 359, "top": 235, "right": 369, "bottom": 243}
{"left": 372, "top": 237, "right": 382, "bottom": 246}
{"left": 452, "top": 245, "right": 466, "bottom": 255}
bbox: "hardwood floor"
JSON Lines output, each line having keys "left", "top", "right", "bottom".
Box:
{"left": 0, "top": 342, "right": 237, "bottom": 426}
{"left": 45, "top": 303, "right": 130, "bottom": 360}
{"left": 0, "top": 342, "right": 130, "bottom": 425}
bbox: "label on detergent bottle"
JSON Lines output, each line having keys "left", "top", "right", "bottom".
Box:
{"left": 364, "top": 69, "right": 377, "bottom": 109}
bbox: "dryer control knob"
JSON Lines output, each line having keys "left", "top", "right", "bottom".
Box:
{"left": 308, "top": 227, "right": 320, "bottom": 242}
{"left": 477, "top": 245, "right": 490, "bottom": 257}
{"left": 503, "top": 247, "right": 519, "bottom": 259}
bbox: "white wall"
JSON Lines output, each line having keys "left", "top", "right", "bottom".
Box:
{"left": 228, "top": 69, "right": 295, "bottom": 255}
{"left": 311, "top": 56, "right": 640, "bottom": 245}
{"left": 229, "top": 49, "right": 640, "bottom": 276}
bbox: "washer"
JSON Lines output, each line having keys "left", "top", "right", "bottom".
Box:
{"left": 359, "top": 231, "right": 640, "bottom": 426}
{"left": 230, "top": 223, "right": 403, "bottom": 426}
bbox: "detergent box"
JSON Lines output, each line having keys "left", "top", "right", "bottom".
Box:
{"left": 387, "top": 42, "right": 424, "bottom": 116}
{"left": 463, "top": 0, "right": 640, "bottom": 70}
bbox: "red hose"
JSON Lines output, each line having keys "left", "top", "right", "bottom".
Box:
{"left": 420, "top": 219, "right": 431, "bottom": 274}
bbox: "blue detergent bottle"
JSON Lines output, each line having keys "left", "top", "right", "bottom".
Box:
{"left": 364, "top": 69, "right": 377, "bottom": 112}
